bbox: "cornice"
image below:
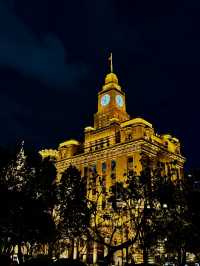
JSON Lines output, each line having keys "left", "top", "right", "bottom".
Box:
{"left": 56, "top": 138, "right": 185, "bottom": 169}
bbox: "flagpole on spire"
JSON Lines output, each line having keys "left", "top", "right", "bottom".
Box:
{"left": 109, "top": 52, "right": 113, "bottom": 73}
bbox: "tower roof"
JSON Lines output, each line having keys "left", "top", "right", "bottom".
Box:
{"left": 102, "top": 53, "right": 121, "bottom": 91}
{"left": 105, "top": 72, "right": 119, "bottom": 84}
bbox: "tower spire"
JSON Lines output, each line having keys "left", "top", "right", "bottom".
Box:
{"left": 109, "top": 52, "right": 113, "bottom": 73}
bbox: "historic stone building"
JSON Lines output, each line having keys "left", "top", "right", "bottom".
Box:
{"left": 40, "top": 55, "right": 185, "bottom": 265}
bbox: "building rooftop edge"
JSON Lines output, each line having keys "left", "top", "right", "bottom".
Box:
{"left": 59, "top": 139, "right": 79, "bottom": 148}
{"left": 121, "top": 117, "right": 153, "bottom": 128}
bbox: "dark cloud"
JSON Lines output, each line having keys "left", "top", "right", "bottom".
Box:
{"left": 0, "top": 0, "right": 89, "bottom": 89}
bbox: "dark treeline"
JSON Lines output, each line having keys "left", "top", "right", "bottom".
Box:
{"left": 0, "top": 145, "right": 200, "bottom": 266}
{"left": 0, "top": 144, "right": 89, "bottom": 265}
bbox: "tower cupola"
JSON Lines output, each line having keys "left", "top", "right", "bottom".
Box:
{"left": 103, "top": 53, "right": 121, "bottom": 91}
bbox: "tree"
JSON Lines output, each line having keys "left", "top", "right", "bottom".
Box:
{"left": 85, "top": 154, "right": 183, "bottom": 266}
{"left": 0, "top": 142, "right": 30, "bottom": 257}
{"left": 158, "top": 169, "right": 200, "bottom": 266}
{"left": 51, "top": 165, "right": 90, "bottom": 258}
{"left": 185, "top": 170, "right": 200, "bottom": 260}
{"left": 0, "top": 144, "right": 57, "bottom": 262}
{"left": 25, "top": 150, "right": 58, "bottom": 217}
{"left": 84, "top": 157, "right": 149, "bottom": 265}
{"left": 1, "top": 141, "right": 28, "bottom": 191}
{"left": 0, "top": 146, "right": 93, "bottom": 262}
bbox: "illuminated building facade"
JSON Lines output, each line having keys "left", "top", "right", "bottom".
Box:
{"left": 40, "top": 55, "right": 185, "bottom": 265}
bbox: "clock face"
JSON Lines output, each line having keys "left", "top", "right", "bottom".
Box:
{"left": 116, "top": 95, "right": 124, "bottom": 107}
{"left": 101, "top": 94, "right": 110, "bottom": 106}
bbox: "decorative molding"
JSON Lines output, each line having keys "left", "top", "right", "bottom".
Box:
{"left": 56, "top": 138, "right": 185, "bottom": 171}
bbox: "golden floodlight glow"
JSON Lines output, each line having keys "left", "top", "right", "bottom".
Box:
{"left": 121, "top": 117, "right": 153, "bottom": 128}
{"left": 40, "top": 55, "right": 186, "bottom": 265}
{"left": 59, "top": 139, "right": 79, "bottom": 148}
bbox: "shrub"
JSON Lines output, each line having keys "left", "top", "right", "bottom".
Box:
{"left": 22, "top": 255, "right": 53, "bottom": 266}
{"left": 0, "top": 255, "right": 12, "bottom": 266}
{"left": 53, "top": 258, "right": 87, "bottom": 266}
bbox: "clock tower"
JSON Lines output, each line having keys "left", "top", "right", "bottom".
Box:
{"left": 41, "top": 54, "right": 185, "bottom": 266}
{"left": 94, "top": 54, "right": 130, "bottom": 129}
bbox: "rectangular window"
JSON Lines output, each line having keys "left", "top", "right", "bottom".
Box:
{"left": 107, "top": 138, "right": 110, "bottom": 147}
{"left": 102, "top": 162, "right": 107, "bottom": 174}
{"left": 92, "top": 164, "right": 97, "bottom": 174}
{"left": 111, "top": 160, "right": 116, "bottom": 172}
{"left": 95, "top": 140, "right": 98, "bottom": 150}
{"left": 115, "top": 131, "right": 121, "bottom": 143}
{"left": 88, "top": 164, "right": 97, "bottom": 196}
{"left": 101, "top": 163, "right": 107, "bottom": 196}
{"left": 100, "top": 139, "right": 104, "bottom": 149}
{"left": 111, "top": 160, "right": 116, "bottom": 185}
{"left": 127, "top": 156, "right": 134, "bottom": 176}
{"left": 128, "top": 134, "right": 132, "bottom": 140}
{"left": 127, "top": 156, "right": 133, "bottom": 169}
{"left": 84, "top": 166, "right": 88, "bottom": 177}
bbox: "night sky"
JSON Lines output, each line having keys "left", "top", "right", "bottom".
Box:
{"left": 0, "top": 0, "right": 199, "bottom": 169}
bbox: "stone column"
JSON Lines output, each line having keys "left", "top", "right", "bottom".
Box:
{"left": 93, "top": 242, "right": 98, "bottom": 264}
{"left": 65, "top": 247, "right": 69, "bottom": 259}
{"left": 73, "top": 239, "right": 78, "bottom": 260}
{"left": 113, "top": 250, "right": 118, "bottom": 265}
{"left": 82, "top": 242, "right": 87, "bottom": 263}
{"left": 115, "top": 250, "right": 122, "bottom": 266}
{"left": 104, "top": 237, "right": 109, "bottom": 257}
